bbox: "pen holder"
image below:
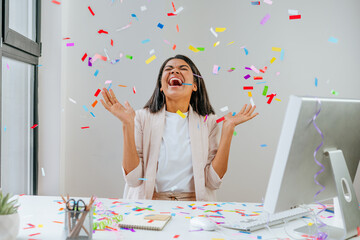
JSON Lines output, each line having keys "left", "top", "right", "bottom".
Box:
{"left": 65, "top": 207, "right": 93, "bottom": 239}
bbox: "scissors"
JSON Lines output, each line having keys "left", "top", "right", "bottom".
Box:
{"left": 66, "top": 199, "right": 86, "bottom": 229}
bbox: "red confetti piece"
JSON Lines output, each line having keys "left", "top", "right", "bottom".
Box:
{"left": 357, "top": 226, "right": 360, "bottom": 236}
{"left": 172, "top": 2, "right": 176, "bottom": 11}
{"left": 59, "top": 208, "right": 64, "bottom": 211}
{"left": 133, "top": 86, "right": 136, "bottom": 94}
{"left": 94, "top": 89, "right": 101, "bottom": 97}
{"left": 111, "top": 39, "right": 114, "bottom": 46}
{"left": 53, "top": 221, "right": 63, "bottom": 224}
{"left": 81, "top": 53, "right": 87, "bottom": 62}
{"left": 98, "top": 29, "right": 108, "bottom": 34}
{"left": 172, "top": 44, "right": 177, "bottom": 50}
{"left": 118, "top": 85, "right": 127, "bottom": 87}
{"left": 254, "top": 76, "right": 263, "bottom": 80}
{"left": 92, "top": 100, "right": 98, "bottom": 108}
{"left": 176, "top": 24, "right": 179, "bottom": 32}
{"left": 266, "top": 93, "right": 276, "bottom": 104}
{"left": 29, "top": 233, "right": 41, "bottom": 236}
{"left": 243, "top": 86, "right": 254, "bottom": 90}
{"left": 148, "top": 220, "right": 154, "bottom": 223}
{"left": 81, "top": 126, "right": 90, "bottom": 129}
{"left": 63, "top": 37, "right": 70, "bottom": 40}
{"left": 88, "top": 6, "right": 95, "bottom": 16}
{"left": 174, "top": 235, "right": 180, "bottom": 239}
{"left": 52, "top": 0, "right": 61, "bottom": 5}
{"left": 289, "top": 15, "right": 301, "bottom": 20}
{"left": 31, "top": 124, "right": 38, "bottom": 129}
{"left": 167, "top": 13, "right": 177, "bottom": 16}
{"left": 216, "top": 116, "right": 225, "bottom": 123}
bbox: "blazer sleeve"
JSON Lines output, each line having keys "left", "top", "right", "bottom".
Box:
{"left": 122, "top": 110, "right": 144, "bottom": 187}
{"left": 204, "top": 115, "right": 223, "bottom": 190}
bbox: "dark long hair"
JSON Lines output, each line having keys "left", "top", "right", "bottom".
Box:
{"left": 144, "top": 55, "right": 215, "bottom": 116}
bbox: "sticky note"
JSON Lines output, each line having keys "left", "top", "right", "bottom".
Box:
{"left": 260, "top": 14, "right": 270, "bottom": 25}
{"left": 94, "top": 70, "right": 99, "bottom": 76}
{"left": 215, "top": 28, "right": 226, "bottom": 32}
{"left": 213, "top": 41, "right": 220, "bottom": 47}
{"left": 289, "top": 15, "right": 301, "bottom": 20}
{"left": 176, "top": 110, "right": 186, "bottom": 119}
{"left": 146, "top": 55, "right": 157, "bottom": 64}
{"left": 157, "top": 23, "right": 164, "bottom": 29}
{"left": 189, "top": 45, "right": 199, "bottom": 52}
{"left": 141, "top": 39, "right": 150, "bottom": 44}
{"left": 262, "top": 86, "right": 268, "bottom": 96}
{"left": 88, "top": 6, "right": 95, "bottom": 16}
{"left": 272, "top": 47, "right": 282, "bottom": 52}
{"left": 328, "top": 37, "right": 338, "bottom": 43}
{"left": 270, "top": 57, "right": 276, "bottom": 64}
{"left": 220, "top": 106, "right": 229, "bottom": 112}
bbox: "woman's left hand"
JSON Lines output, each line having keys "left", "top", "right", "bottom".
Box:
{"left": 223, "top": 104, "right": 259, "bottom": 129}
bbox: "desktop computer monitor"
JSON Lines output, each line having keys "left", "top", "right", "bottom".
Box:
{"left": 263, "top": 95, "right": 360, "bottom": 239}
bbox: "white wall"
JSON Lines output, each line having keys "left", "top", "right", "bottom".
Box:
{"left": 39, "top": 0, "right": 360, "bottom": 202}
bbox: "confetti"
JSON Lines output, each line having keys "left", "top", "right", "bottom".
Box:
{"left": 227, "top": 68, "right": 235, "bottom": 72}
{"left": 53, "top": 221, "right": 63, "bottom": 224}
{"left": 172, "top": 2, "right": 176, "bottom": 11}
{"left": 331, "top": 90, "right": 339, "bottom": 95}
{"left": 254, "top": 76, "right": 263, "bottom": 80}
{"left": 176, "top": 110, "right": 186, "bottom": 119}
{"left": 81, "top": 126, "right": 90, "bottom": 129}
{"left": 182, "top": 83, "right": 192, "bottom": 85}
{"left": 216, "top": 116, "right": 225, "bottom": 123}
{"left": 157, "top": 23, "right": 164, "bottom": 29}
{"left": 189, "top": 45, "right": 200, "bottom": 53}
{"left": 250, "top": 65, "right": 260, "bottom": 74}
{"left": 260, "top": 14, "right": 270, "bottom": 25}
{"left": 244, "top": 48, "right": 249, "bottom": 55}
{"left": 105, "top": 80, "right": 112, "bottom": 84}
{"left": 251, "top": 1, "right": 260, "bottom": 5}
{"left": 212, "top": 65, "right": 220, "bottom": 74}
{"left": 94, "top": 70, "right": 99, "bottom": 77}
{"left": 88, "top": 6, "right": 95, "bottom": 16}
{"left": 272, "top": 47, "right": 282, "bottom": 52}
{"left": 83, "top": 105, "right": 88, "bottom": 112}
{"left": 126, "top": 55, "right": 133, "bottom": 60}
{"left": 227, "top": 41, "right": 234, "bottom": 45}
{"left": 92, "top": 100, "right": 98, "bottom": 108}
{"left": 260, "top": 144, "right": 267, "bottom": 147}
{"left": 29, "top": 233, "right": 41, "bottom": 236}
{"left": 149, "top": 49, "right": 155, "bottom": 55}
{"left": 98, "top": 29, "right": 108, "bottom": 34}
{"left": 266, "top": 93, "right": 276, "bottom": 104}
{"left": 215, "top": 28, "right": 226, "bottom": 32}
{"left": 174, "top": 235, "right": 180, "bottom": 238}
{"left": 90, "top": 112, "right": 96, "bottom": 117}
{"left": 41, "top": 168, "right": 45, "bottom": 177}
{"left": 275, "top": 98, "right": 281, "bottom": 102}
{"left": 210, "top": 28, "right": 218, "bottom": 37}
{"left": 88, "top": 57, "right": 92, "bottom": 67}
{"left": 31, "top": 124, "right": 38, "bottom": 129}
{"left": 213, "top": 41, "right": 220, "bottom": 47}
{"left": 262, "top": 86, "right": 268, "bottom": 96}
{"left": 118, "top": 85, "right": 127, "bottom": 87}
{"left": 116, "top": 22, "right": 132, "bottom": 31}
{"left": 51, "top": 0, "right": 60, "bottom": 4}
{"left": 263, "top": 0, "right": 272, "bottom": 5}
{"left": 66, "top": 43, "right": 74, "bottom": 47}
{"left": 111, "top": 39, "right": 113, "bottom": 46}
{"left": 69, "top": 98, "right": 77, "bottom": 104}
{"left": 139, "top": 178, "right": 147, "bottom": 181}
{"left": 270, "top": 57, "right": 276, "bottom": 64}
{"left": 140, "top": 5, "right": 147, "bottom": 11}
{"left": 243, "top": 86, "right": 253, "bottom": 90}
{"left": 315, "top": 77, "right": 318, "bottom": 87}
{"left": 220, "top": 106, "right": 229, "bottom": 112}
{"left": 174, "top": 6, "right": 184, "bottom": 15}
{"left": 197, "top": 47, "right": 205, "bottom": 51}
{"left": 248, "top": 92, "right": 252, "bottom": 97}
{"left": 167, "top": 13, "right": 177, "bottom": 16}
{"left": 250, "top": 97, "right": 255, "bottom": 107}
{"left": 280, "top": 49, "right": 285, "bottom": 60}
{"left": 328, "top": 37, "right": 338, "bottom": 43}
{"left": 288, "top": 9, "right": 299, "bottom": 15}
{"left": 131, "top": 14, "right": 138, "bottom": 21}
{"left": 176, "top": 24, "right": 179, "bottom": 32}
{"left": 289, "top": 15, "right": 301, "bottom": 20}
{"left": 81, "top": 53, "right": 87, "bottom": 62}
{"left": 172, "top": 44, "right": 177, "bottom": 50}
{"left": 133, "top": 86, "right": 136, "bottom": 94}
{"left": 141, "top": 39, "right": 150, "bottom": 44}
{"left": 146, "top": 55, "right": 157, "bottom": 64}
{"left": 233, "top": 131, "right": 237, "bottom": 136}
{"left": 204, "top": 115, "right": 208, "bottom": 122}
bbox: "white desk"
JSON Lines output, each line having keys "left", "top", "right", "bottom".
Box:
{"left": 16, "top": 195, "right": 357, "bottom": 240}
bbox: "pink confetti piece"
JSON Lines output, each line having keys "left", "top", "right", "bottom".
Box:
{"left": 66, "top": 43, "right": 74, "bottom": 47}
{"left": 250, "top": 65, "right": 260, "bottom": 74}
{"left": 260, "top": 13, "right": 270, "bottom": 25}
{"left": 213, "top": 65, "right": 219, "bottom": 74}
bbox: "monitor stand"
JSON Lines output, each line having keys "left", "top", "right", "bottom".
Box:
{"left": 294, "top": 149, "right": 360, "bottom": 239}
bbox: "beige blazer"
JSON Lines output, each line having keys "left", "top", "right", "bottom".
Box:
{"left": 122, "top": 105, "right": 223, "bottom": 201}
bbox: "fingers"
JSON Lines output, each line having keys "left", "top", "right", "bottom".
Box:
{"left": 239, "top": 104, "right": 247, "bottom": 114}
{"left": 109, "top": 89, "right": 120, "bottom": 104}
{"left": 247, "top": 105, "right": 257, "bottom": 116}
{"left": 101, "top": 88, "right": 113, "bottom": 105}
{"left": 99, "top": 99, "right": 109, "bottom": 110}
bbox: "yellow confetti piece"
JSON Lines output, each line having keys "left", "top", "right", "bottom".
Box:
{"left": 215, "top": 28, "right": 226, "bottom": 32}
{"left": 38, "top": 224, "right": 43, "bottom": 228}
{"left": 275, "top": 98, "right": 281, "bottom": 101}
{"left": 213, "top": 41, "right": 220, "bottom": 47}
{"left": 145, "top": 55, "right": 156, "bottom": 64}
{"left": 248, "top": 92, "right": 252, "bottom": 97}
{"left": 270, "top": 57, "right": 276, "bottom": 64}
{"left": 189, "top": 45, "right": 200, "bottom": 52}
{"left": 227, "top": 41, "right": 234, "bottom": 45}
{"left": 176, "top": 110, "right": 186, "bottom": 119}
{"left": 272, "top": 47, "right": 282, "bottom": 52}
{"left": 185, "top": 217, "right": 191, "bottom": 219}
{"left": 308, "top": 222, "right": 313, "bottom": 226}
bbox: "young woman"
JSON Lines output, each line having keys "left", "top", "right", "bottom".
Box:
{"left": 100, "top": 55, "right": 258, "bottom": 201}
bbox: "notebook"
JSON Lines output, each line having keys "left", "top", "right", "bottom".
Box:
{"left": 118, "top": 214, "right": 172, "bottom": 231}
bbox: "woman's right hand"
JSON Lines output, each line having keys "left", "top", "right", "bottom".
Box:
{"left": 100, "top": 88, "right": 135, "bottom": 126}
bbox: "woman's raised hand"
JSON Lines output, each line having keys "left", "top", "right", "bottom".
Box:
{"left": 100, "top": 88, "right": 135, "bottom": 126}
{"left": 223, "top": 104, "right": 259, "bottom": 129}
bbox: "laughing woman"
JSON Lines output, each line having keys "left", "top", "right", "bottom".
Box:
{"left": 100, "top": 54, "right": 258, "bottom": 201}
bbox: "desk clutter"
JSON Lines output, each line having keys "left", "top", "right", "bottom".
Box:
{"left": 18, "top": 195, "right": 339, "bottom": 240}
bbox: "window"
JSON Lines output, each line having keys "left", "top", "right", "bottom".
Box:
{"left": 0, "top": 0, "right": 41, "bottom": 195}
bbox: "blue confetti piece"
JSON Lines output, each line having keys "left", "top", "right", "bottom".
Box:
{"left": 251, "top": 1, "right": 260, "bottom": 5}
{"left": 135, "top": 213, "right": 143, "bottom": 216}
{"left": 157, "top": 23, "right": 164, "bottom": 29}
{"left": 182, "top": 83, "right": 192, "bottom": 85}
{"left": 232, "top": 112, "right": 236, "bottom": 116}
{"left": 328, "top": 37, "right": 338, "bottom": 43}
{"left": 242, "top": 204, "right": 247, "bottom": 206}
{"left": 135, "top": 202, "right": 143, "bottom": 204}
{"left": 280, "top": 49, "right": 284, "bottom": 60}
{"left": 94, "top": 70, "right": 99, "bottom": 77}
{"left": 83, "top": 105, "right": 88, "bottom": 112}
{"left": 257, "top": 236, "right": 262, "bottom": 239}
{"left": 4, "top": 126, "right": 6, "bottom": 131}
{"left": 37, "top": 65, "right": 43, "bottom": 67}
{"left": 90, "top": 112, "right": 96, "bottom": 117}
{"left": 244, "top": 48, "right": 249, "bottom": 55}
{"left": 107, "top": 83, "right": 112, "bottom": 91}
{"left": 141, "top": 39, "right": 150, "bottom": 44}
{"left": 138, "top": 178, "right": 147, "bottom": 181}
{"left": 315, "top": 77, "right": 318, "bottom": 87}
{"left": 255, "top": 81, "right": 266, "bottom": 84}
{"left": 131, "top": 14, "right": 139, "bottom": 21}
{"left": 260, "top": 144, "right": 268, "bottom": 147}
{"left": 171, "top": 213, "right": 176, "bottom": 217}
{"left": 239, "top": 231, "right": 250, "bottom": 234}
{"left": 124, "top": 212, "right": 131, "bottom": 215}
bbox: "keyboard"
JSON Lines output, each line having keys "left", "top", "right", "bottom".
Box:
{"left": 222, "top": 207, "right": 311, "bottom": 232}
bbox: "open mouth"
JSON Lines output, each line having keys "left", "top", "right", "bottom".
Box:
{"left": 168, "top": 77, "right": 183, "bottom": 87}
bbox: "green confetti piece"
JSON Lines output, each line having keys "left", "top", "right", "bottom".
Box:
{"left": 233, "top": 131, "right": 237, "bottom": 136}
{"left": 196, "top": 47, "right": 205, "bottom": 51}
{"left": 126, "top": 55, "right": 133, "bottom": 60}
{"left": 331, "top": 90, "right": 339, "bottom": 95}
{"left": 262, "top": 86, "right": 268, "bottom": 96}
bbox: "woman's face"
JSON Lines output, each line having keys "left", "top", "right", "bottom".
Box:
{"left": 160, "top": 58, "right": 197, "bottom": 101}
